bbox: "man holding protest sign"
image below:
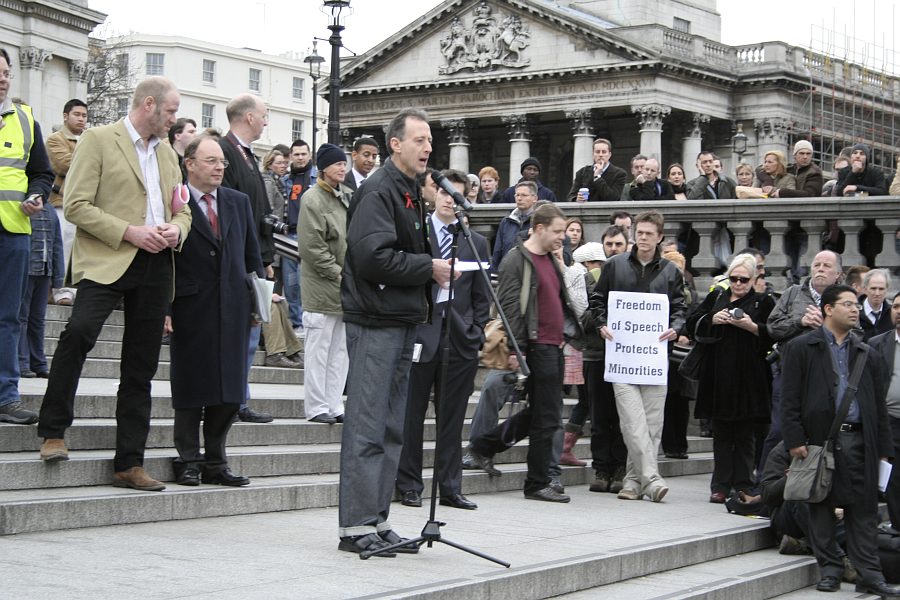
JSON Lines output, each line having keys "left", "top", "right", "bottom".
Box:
{"left": 588, "top": 210, "right": 686, "bottom": 502}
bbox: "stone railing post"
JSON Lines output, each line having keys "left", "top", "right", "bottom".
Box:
{"left": 690, "top": 221, "right": 719, "bottom": 288}
{"left": 799, "top": 219, "right": 823, "bottom": 267}
{"left": 839, "top": 219, "right": 866, "bottom": 266}
{"left": 729, "top": 221, "right": 753, "bottom": 256}
{"left": 874, "top": 218, "right": 900, "bottom": 269}
{"left": 762, "top": 220, "right": 790, "bottom": 273}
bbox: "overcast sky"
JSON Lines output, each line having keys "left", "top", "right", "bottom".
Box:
{"left": 86, "top": 0, "right": 898, "bottom": 70}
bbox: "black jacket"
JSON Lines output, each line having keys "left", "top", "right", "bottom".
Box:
{"left": 629, "top": 178, "right": 675, "bottom": 201}
{"left": 835, "top": 164, "right": 888, "bottom": 197}
{"left": 588, "top": 246, "right": 687, "bottom": 334}
{"left": 496, "top": 178, "right": 557, "bottom": 203}
{"left": 219, "top": 132, "right": 274, "bottom": 265}
{"left": 859, "top": 296, "right": 893, "bottom": 341}
{"left": 567, "top": 163, "right": 626, "bottom": 202}
{"left": 341, "top": 157, "right": 433, "bottom": 327}
{"left": 781, "top": 327, "right": 892, "bottom": 506}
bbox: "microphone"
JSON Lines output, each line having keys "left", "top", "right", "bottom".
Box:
{"left": 431, "top": 169, "right": 474, "bottom": 212}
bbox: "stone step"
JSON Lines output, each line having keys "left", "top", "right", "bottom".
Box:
{"left": 43, "top": 338, "right": 270, "bottom": 366}
{"left": 0, "top": 475, "right": 786, "bottom": 598}
{"left": 45, "top": 304, "right": 124, "bottom": 326}
{"left": 48, "top": 356, "right": 305, "bottom": 384}
{"left": 774, "top": 583, "right": 882, "bottom": 599}
{"left": 0, "top": 440, "right": 714, "bottom": 490}
{"left": 561, "top": 550, "right": 818, "bottom": 599}
{"left": 0, "top": 455, "right": 715, "bottom": 536}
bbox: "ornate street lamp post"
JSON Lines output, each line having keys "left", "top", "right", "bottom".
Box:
{"left": 322, "top": 0, "right": 350, "bottom": 145}
{"left": 732, "top": 122, "right": 748, "bottom": 164}
{"left": 303, "top": 41, "right": 325, "bottom": 157}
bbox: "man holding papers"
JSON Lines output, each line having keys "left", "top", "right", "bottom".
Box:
{"left": 588, "top": 210, "right": 685, "bottom": 503}
{"left": 397, "top": 169, "right": 491, "bottom": 510}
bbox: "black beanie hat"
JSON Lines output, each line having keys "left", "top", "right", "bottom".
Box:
{"left": 316, "top": 143, "right": 346, "bottom": 172}
{"left": 520, "top": 157, "right": 541, "bottom": 174}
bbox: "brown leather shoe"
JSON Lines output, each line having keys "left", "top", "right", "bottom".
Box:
{"left": 113, "top": 466, "right": 165, "bottom": 491}
{"left": 40, "top": 438, "right": 69, "bottom": 462}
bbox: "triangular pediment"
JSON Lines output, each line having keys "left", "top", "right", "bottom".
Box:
{"left": 341, "top": 0, "right": 657, "bottom": 93}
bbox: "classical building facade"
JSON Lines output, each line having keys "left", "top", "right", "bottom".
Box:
{"left": 1, "top": 0, "right": 105, "bottom": 132}
{"left": 96, "top": 35, "right": 323, "bottom": 154}
{"left": 337, "top": 0, "right": 900, "bottom": 198}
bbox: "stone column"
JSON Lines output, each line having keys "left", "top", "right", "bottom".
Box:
{"left": 691, "top": 220, "right": 720, "bottom": 290}
{"left": 875, "top": 218, "right": 900, "bottom": 269}
{"left": 69, "top": 60, "right": 94, "bottom": 101}
{"left": 443, "top": 118, "right": 469, "bottom": 173}
{"left": 501, "top": 113, "right": 530, "bottom": 185}
{"left": 566, "top": 109, "right": 594, "bottom": 179}
{"left": 681, "top": 113, "right": 709, "bottom": 174}
{"left": 754, "top": 118, "right": 790, "bottom": 159}
{"left": 19, "top": 47, "right": 53, "bottom": 116}
{"left": 631, "top": 104, "right": 671, "bottom": 161}
{"left": 799, "top": 219, "right": 823, "bottom": 268}
{"left": 839, "top": 219, "right": 867, "bottom": 266}
{"left": 730, "top": 221, "right": 754, "bottom": 255}
{"left": 763, "top": 220, "right": 791, "bottom": 273}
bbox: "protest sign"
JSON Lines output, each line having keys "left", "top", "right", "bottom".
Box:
{"left": 604, "top": 291, "right": 669, "bottom": 385}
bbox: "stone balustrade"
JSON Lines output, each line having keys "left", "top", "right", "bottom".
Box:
{"left": 467, "top": 197, "right": 900, "bottom": 293}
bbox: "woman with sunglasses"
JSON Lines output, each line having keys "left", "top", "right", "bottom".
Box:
{"left": 686, "top": 253, "right": 775, "bottom": 504}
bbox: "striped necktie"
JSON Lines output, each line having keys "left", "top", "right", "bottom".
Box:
{"left": 439, "top": 225, "right": 452, "bottom": 259}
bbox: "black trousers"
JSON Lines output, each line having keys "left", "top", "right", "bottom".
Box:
{"left": 397, "top": 352, "right": 478, "bottom": 497}
{"left": 887, "top": 416, "right": 900, "bottom": 529}
{"left": 173, "top": 404, "right": 240, "bottom": 474}
{"left": 661, "top": 372, "right": 689, "bottom": 455}
{"left": 808, "top": 431, "right": 884, "bottom": 585}
{"left": 471, "top": 344, "right": 562, "bottom": 493}
{"left": 585, "top": 361, "right": 626, "bottom": 476}
{"left": 711, "top": 419, "right": 756, "bottom": 494}
{"left": 38, "top": 250, "right": 171, "bottom": 472}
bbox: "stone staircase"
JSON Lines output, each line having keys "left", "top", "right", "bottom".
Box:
{"left": 1, "top": 304, "right": 838, "bottom": 599}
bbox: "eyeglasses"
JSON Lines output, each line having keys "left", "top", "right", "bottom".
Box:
{"left": 197, "top": 158, "right": 229, "bottom": 168}
{"left": 833, "top": 301, "right": 863, "bottom": 311}
{"left": 729, "top": 276, "right": 752, "bottom": 284}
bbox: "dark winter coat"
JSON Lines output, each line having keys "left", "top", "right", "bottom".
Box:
{"left": 687, "top": 287, "right": 775, "bottom": 422}
{"left": 341, "top": 157, "right": 433, "bottom": 327}
{"left": 629, "top": 178, "right": 675, "bottom": 201}
{"left": 567, "top": 163, "right": 627, "bottom": 202}
{"left": 779, "top": 162, "right": 824, "bottom": 198}
{"left": 220, "top": 132, "right": 274, "bottom": 265}
{"left": 781, "top": 327, "right": 892, "bottom": 507}
{"left": 496, "top": 178, "right": 557, "bottom": 203}
{"left": 169, "top": 186, "right": 264, "bottom": 409}
{"left": 490, "top": 207, "right": 532, "bottom": 273}
{"left": 835, "top": 164, "right": 888, "bottom": 197}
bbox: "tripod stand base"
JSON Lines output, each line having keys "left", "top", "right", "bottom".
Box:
{"left": 360, "top": 519, "right": 511, "bottom": 567}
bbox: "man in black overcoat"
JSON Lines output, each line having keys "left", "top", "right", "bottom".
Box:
{"left": 167, "top": 136, "right": 264, "bottom": 487}
{"left": 781, "top": 284, "right": 898, "bottom": 596}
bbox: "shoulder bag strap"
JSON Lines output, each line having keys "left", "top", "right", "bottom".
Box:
{"left": 826, "top": 345, "right": 869, "bottom": 440}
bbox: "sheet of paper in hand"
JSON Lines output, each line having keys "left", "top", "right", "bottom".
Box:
{"left": 604, "top": 291, "right": 669, "bottom": 385}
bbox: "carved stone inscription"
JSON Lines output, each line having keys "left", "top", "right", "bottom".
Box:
{"left": 439, "top": 1, "right": 532, "bottom": 75}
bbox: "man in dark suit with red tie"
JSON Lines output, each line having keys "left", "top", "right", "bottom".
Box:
{"left": 167, "top": 136, "right": 263, "bottom": 486}
{"left": 396, "top": 169, "right": 491, "bottom": 510}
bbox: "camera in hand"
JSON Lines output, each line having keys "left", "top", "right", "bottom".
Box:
{"left": 728, "top": 308, "right": 744, "bottom": 319}
{"left": 263, "top": 213, "right": 289, "bottom": 235}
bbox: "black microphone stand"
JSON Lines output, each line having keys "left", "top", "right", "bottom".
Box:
{"left": 361, "top": 201, "right": 528, "bottom": 566}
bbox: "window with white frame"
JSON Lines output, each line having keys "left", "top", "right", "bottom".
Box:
{"left": 292, "top": 77, "right": 304, "bottom": 100}
{"left": 145, "top": 52, "right": 165, "bottom": 76}
{"left": 202, "top": 103, "right": 215, "bottom": 129}
{"left": 673, "top": 17, "right": 691, "bottom": 33}
{"left": 116, "top": 97, "right": 129, "bottom": 119}
{"left": 291, "top": 119, "right": 303, "bottom": 141}
{"left": 249, "top": 68, "right": 261, "bottom": 92}
{"left": 202, "top": 59, "right": 216, "bottom": 84}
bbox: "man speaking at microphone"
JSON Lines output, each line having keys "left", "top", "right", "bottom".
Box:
{"left": 396, "top": 169, "right": 491, "bottom": 511}
{"left": 338, "top": 108, "right": 456, "bottom": 557}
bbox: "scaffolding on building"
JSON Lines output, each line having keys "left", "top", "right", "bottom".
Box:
{"left": 790, "top": 21, "right": 900, "bottom": 179}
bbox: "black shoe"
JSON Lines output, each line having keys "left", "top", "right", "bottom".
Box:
{"left": 202, "top": 467, "right": 250, "bottom": 487}
{"left": 175, "top": 466, "right": 201, "bottom": 486}
{"left": 334, "top": 414, "right": 344, "bottom": 423}
{"left": 338, "top": 533, "right": 396, "bottom": 558}
{"left": 816, "top": 575, "right": 841, "bottom": 592}
{"left": 34, "top": 370, "right": 50, "bottom": 379}
{"left": 308, "top": 413, "right": 337, "bottom": 424}
{"left": 440, "top": 493, "right": 477, "bottom": 510}
{"left": 549, "top": 477, "right": 565, "bottom": 494}
{"left": 524, "top": 487, "right": 571, "bottom": 503}
{"left": 238, "top": 407, "right": 273, "bottom": 423}
{"left": 20, "top": 369, "right": 36, "bottom": 378}
{"left": 855, "top": 580, "right": 900, "bottom": 597}
{"left": 400, "top": 490, "right": 422, "bottom": 507}
{"left": 665, "top": 451, "right": 689, "bottom": 459}
{"left": 469, "top": 449, "right": 501, "bottom": 477}
{"left": 379, "top": 530, "right": 419, "bottom": 554}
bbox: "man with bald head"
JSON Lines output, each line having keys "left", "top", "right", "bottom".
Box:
{"left": 219, "top": 93, "right": 275, "bottom": 424}
{"left": 628, "top": 158, "right": 674, "bottom": 200}
{"left": 37, "top": 77, "right": 192, "bottom": 491}
{"left": 757, "top": 250, "right": 844, "bottom": 473}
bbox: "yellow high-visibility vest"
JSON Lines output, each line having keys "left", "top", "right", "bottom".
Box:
{"left": 0, "top": 102, "right": 35, "bottom": 234}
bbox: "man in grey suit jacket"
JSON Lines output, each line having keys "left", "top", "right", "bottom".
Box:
{"left": 871, "top": 291, "right": 900, "bottom": 531}
{"left": 396, "top": 169, "right": 491, "bottom": 510}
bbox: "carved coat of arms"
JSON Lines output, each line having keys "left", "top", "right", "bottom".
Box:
{"left": 439, "top": 1, "right": 532, "bottom": 75}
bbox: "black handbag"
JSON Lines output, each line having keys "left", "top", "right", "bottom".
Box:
{"left": 784, "top": 346, "right": 868, "bottom": 503}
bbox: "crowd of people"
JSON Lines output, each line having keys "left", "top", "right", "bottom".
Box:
{"left": 2, "top": 47, "right": 900, "bottom": 590}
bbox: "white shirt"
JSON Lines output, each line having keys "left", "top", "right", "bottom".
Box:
{"left": 430, "top": 212, "right": 453, "bottom": 253}
{"left": 123, "top": 116, "right": 165, "bottom": 227}
{"left": 352, "top": 167, "right": 368, "bottom": 188}
{"left": 865, "top": 298, "right": 883, "bottom": 324}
